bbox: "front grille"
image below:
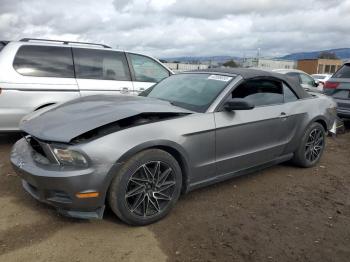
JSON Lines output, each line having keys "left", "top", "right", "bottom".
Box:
{"left": 23, "top": 134, "right": 54, "bottom": 164}
{"left": 22, "top": 133, "right": 60, "bottom": 165}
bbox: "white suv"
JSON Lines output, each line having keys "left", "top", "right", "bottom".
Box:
{"left": 0, "top": 38, "right": 172, "bottom": 131}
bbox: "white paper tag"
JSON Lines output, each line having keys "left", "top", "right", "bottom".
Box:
{"left": 207, "top": 75, "right": 233, "bottom": 82}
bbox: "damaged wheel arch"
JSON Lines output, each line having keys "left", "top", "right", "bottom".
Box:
{"left": 109, "top": 140, "right": 192, "bottom": 194}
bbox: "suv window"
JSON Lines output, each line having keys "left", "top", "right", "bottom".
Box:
{"left": 231, "top": 79, "right": 283, "bottom": 107}
{"left": 333, "top": 64, "right": 350, "bottom": 78}
{"left": 13, "top": 45, "right": 74, "bottom": 78}
{"left": 73, "top": 48, "right": 131, "bottom": 81}
{"left": 129, "top": 54, "right": 170, "bottom": 82}
{"left": 299, "top": 73, "right": 315, "bottom": 86}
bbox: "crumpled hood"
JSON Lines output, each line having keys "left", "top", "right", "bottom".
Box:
{"left": 20, "top": 95, "right": 192, "bottom": 143}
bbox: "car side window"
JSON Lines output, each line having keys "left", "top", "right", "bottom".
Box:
{"left": 300, "top": 73, "right": 315, "bottom": 86}
{"left": 129, "top": 54, "right": 170, "bottom": 83}
{"left": 231, "top": 79, "right": 284, "bottom": 107}
{"left": 73, "top": 48, "right": 131, "bottom": 81}
{"left": 13, "top": 45, "right": 74, "bottom": 78}
{"left": 283, "top": 83, "right": 298, "bottom": 102}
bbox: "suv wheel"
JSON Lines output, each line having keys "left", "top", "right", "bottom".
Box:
{"left": 108, "top": 149, "right": 182, "bottom": 225}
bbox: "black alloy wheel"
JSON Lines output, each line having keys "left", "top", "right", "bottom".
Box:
{"left": 125, "top": 161, "right": 176, "bottom": 217}
{"left": 108, "top": 149, "right": 182, "bottom": 225}
{"left": 292, "top": 122, "right": 326, "bottom": 167}
{"left": 304, "top": 128, "right": 324, "bottom": 162}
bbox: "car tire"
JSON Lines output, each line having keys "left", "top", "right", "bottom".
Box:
{"left": 292, "top": 122, "right": 326, "bottom": 168}
{"left": 108, "top": 149, "right": 182, "bottom": 226}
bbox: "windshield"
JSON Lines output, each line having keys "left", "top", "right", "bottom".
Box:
{"left": 141, "top": 73, "right": 234, "bottom": 112}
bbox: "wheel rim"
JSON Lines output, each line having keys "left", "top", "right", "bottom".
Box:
{"left": 125, "top": 161, "right": 176, "bottom": 217}
{"left": 305, "top": 128, "right": 324, "bottom": 162}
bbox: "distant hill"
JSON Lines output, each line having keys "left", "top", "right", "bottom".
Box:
{"left": 161, "top": 55, "right": 240, "bottom": 63}
{"left": 280, "top": 48, "right": 350, "bottom": 60}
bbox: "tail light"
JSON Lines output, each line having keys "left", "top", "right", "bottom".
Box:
{"left": 324, "top": 81, "right": 339, "bottom": 89}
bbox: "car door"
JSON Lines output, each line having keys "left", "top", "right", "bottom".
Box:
{"left": 72, "top": 48, "right": 133, "bottom": 96}
{"left": 127, "top": 53, "right": 171, "bottom": 95}
{"left": 214, "top": 78, "right": 292, "bottom": 177}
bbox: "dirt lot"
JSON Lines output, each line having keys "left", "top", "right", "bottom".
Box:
{"left": 0, "top": 128, "right": 349, "bottom": 262}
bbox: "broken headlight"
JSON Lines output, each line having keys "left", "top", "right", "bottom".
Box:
{"left": 52, "top": 147, "right": 88, "bottom": 167}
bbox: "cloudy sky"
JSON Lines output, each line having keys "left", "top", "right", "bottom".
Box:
{"left": 0, "top": 0, "right": 349, "bottom": 58}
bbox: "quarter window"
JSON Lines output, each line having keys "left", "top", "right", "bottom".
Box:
{"left": 231, "top": 79, "right": 284, "bottom": 107}
{"left": 283, "top": 83, "right": 298, "bottom": 102}
{"left": 73, "top": 48, "right": 131, "bottom": 81}
{"left": 13, "top": 45, "right": 74, "bottom": 78}
{"left": 286, "top": 72, "right": 301, "bottom": 83}
{"left": 129, "top": 54, "right": 170, "bottom": 83}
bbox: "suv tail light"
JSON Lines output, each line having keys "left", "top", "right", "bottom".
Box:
{"left": 324, "top": 81, "right": 339, "bottom": 89}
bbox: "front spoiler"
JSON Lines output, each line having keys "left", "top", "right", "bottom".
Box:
{"left": 22, "top": 179, "right": 105, "bottom": 220}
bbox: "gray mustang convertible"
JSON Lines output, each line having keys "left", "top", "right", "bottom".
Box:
{"left": 11, "top": 68, "right": 337, "bottom": 225}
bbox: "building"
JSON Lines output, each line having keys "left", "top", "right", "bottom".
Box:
{"left": 297, "top": 59, "right": 343, "bottom": 74}
{"left": 163, "top": 62, "right": 209, "bottom": 73}
{"left": 242, "top": 58, "right": 296, "bottom": 70}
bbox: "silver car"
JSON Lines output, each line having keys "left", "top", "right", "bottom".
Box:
{"left": 11, "top": 68, "right": 337, "bottom": 225}
{"left": 0, "top": 38, "right": 172, "bottom": 131}
{"left": 273, "top": 69, "right": 322, "bottom": 93}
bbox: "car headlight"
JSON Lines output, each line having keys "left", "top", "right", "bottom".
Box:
{"left": 52, "top": 148, "right": 88, "bottom": 167}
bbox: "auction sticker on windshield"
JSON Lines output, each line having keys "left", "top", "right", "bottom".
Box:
{"left": 207, "top": 75, "right": 233, "bottom": 82}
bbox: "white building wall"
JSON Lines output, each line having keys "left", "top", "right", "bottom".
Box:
{"left": 242, "top": 58, "right": 296, "bottom": 70}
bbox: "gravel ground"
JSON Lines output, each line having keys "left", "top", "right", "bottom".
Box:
{"left": 0, "top": 127, "right": 349, "bottom": 262}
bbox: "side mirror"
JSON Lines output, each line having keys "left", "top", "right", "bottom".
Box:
{"left": 313, "top": 80, "right": 319, "bottom": 87}
{"left": 223, "top": 98, "right": 255, "bottom": 111}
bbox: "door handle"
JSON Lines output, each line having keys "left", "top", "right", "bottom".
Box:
{"left": 280, "top": 112, "right": 288, "bottom": 120}
{"left": 120, "top": 87, "right": 129, "bottom": 94}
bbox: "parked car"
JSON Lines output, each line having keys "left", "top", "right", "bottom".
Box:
{"left": 11, "top": 68, "right": 337, "bottom": 225}
{"left": 312, "top": 74, "right": 332, "bottom": 83}
{"left": 311, "top": 74, "right": 332, "bottom": 89}
{"left": 0, "top": 38, "right": 173, "bottom": 131}
{"left": 273, "top": 69, "right": 321, "bottom": 93}
{"left": 324, "top": 62, "right": 350, "bottom": 119}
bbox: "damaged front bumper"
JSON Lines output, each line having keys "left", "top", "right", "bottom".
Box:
{"left": 10, "top": 138, "right": 110, "bottom": 219}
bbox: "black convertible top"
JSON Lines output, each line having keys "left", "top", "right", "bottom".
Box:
{"left": 187, "top": 68, "right": 310, "bottom": 99}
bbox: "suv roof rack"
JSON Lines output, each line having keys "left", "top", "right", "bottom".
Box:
{"left": 20, "top": 38, "right": 111, "bottom": 49}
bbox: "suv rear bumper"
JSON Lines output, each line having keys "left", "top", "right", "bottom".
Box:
{"left": 337, "top": 108, "right": 350, "bottom": 119}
